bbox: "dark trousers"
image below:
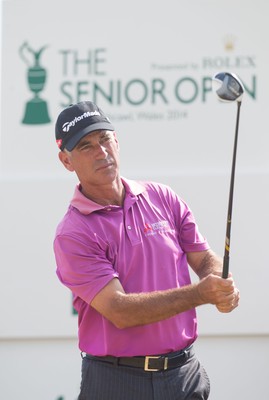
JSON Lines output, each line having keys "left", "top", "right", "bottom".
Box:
{"left": 78, "top": 350, "right": 210, "bottom": 400}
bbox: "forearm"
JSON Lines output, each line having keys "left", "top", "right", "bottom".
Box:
{"left": 91, "top": 277, "right": 206, "bottom": 329}
{"left": 189, "top": 249, "right": 223, "bottom": 279}
{"left": 111, "top": 284, "right": 204, "bottom": 329}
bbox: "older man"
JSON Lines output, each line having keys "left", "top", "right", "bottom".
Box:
{"left": 54, "top": 101, "right": 239, "bottom": 400}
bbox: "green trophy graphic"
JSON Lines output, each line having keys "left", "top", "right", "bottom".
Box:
{"left": 19, "top": 42, "right": 51, "bottom": 124}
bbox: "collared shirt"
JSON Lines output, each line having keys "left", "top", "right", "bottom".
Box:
{"left": 54, "top": 178, "right": 210, "bottom": 356}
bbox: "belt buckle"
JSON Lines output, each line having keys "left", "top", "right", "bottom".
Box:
{"left": 144, "top": 356, "right": 168, "bottom": 371}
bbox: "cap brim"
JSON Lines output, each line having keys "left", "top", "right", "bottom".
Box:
{"left": 64, "top": 122, "right": 115, "bottom": 151}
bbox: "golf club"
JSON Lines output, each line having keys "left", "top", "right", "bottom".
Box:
{"left": 212, "top": 72, "right": 244, "bottom": 279}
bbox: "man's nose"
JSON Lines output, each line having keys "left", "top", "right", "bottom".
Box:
{"left": 94, "top": 144, "right": 107, "bottom": 158}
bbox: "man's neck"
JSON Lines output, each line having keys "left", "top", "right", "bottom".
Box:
{"left": 80, "top": 179, "right": 125, "bottom": 206}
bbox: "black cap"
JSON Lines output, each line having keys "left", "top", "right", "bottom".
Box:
{"left": 55, "top": 101, "right": 114, "bottom": 151}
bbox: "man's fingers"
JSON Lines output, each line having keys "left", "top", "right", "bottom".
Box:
{"left": 216, "top": 288, "right": 240, "bottom": 313}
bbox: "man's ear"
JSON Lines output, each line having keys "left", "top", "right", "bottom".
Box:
{"left": 58, "top": 151, "right": 75, "bottom": 172}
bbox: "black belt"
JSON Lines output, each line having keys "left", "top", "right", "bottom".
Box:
{"left": 84, "top": 345, "right": 193, "bottom": 372}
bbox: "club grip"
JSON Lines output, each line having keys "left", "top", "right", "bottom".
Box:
{"left": 222, "top": 255, "right": 229, "bottom": 278}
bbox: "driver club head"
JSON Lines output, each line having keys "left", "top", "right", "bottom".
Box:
{"left": 212, "top": 72, "right": 244, "bottom": 103}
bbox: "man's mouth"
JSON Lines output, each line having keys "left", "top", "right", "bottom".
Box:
{"left": 95, "top": 162, "right": 113, "bottom": 171}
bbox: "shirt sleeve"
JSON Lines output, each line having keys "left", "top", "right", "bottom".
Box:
{"left": 158, "top": 183, "right": 210, "bottom": 253}
{"left": 177, "top": 198, "right": 210, "bottom": 252}
{"left": 54, "top": 233, "right": 119, "bottom": 304}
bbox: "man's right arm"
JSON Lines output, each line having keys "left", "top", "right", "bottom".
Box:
{"left": 90, "top": 275, "right": 236, "bottom": 329}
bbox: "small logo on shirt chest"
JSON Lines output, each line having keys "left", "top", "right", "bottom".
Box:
{"left": 143, "top": 220, "right": 169, "bottom": 236}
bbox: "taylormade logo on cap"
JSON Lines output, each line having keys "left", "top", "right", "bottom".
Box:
{"left": 55, "top": 101, "right": 115, "bottom": 151}
{"left": 62, "top": 110, "right": 101, "bottom": 133}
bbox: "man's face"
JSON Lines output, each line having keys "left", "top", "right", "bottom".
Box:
{"left": 59, "top": 130, "right": 120, "bottom": 187}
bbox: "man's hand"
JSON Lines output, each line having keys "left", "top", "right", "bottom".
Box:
{"left": 197, "top": 274, "right": 240, "bottom": 313}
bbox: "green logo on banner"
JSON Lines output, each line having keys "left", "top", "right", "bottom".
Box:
{"left": 19, "top": 42, "right": 51, "bottom": 124}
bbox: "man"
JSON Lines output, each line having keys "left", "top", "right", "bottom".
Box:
{"left": 54, "top": 101, "right": 239, "bottom": 400}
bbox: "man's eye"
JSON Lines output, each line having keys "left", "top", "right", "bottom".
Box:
{"left": 79, "top": 144, "right": 92, "bottom": 151}
{"left": 100, "top": 136, "right": 112, "bottom": 144}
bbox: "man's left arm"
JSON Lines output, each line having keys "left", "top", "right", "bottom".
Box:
{"left": 187, "top": 249, "right": 223, "bottom": 279}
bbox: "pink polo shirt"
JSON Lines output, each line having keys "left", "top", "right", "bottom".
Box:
{"left": 54, "top": 178, "right": 210, "bottom": 356}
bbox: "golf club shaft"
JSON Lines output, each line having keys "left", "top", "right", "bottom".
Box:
{"left": 223, "top": 101, "right": 242, "bottom": 278}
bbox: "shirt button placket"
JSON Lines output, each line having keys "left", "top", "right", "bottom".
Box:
{"left": 126, "top": 223, "right": 136, "bottom": 244}
{"left": 124, "top": 200, "right": 141, "bottom": 245}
